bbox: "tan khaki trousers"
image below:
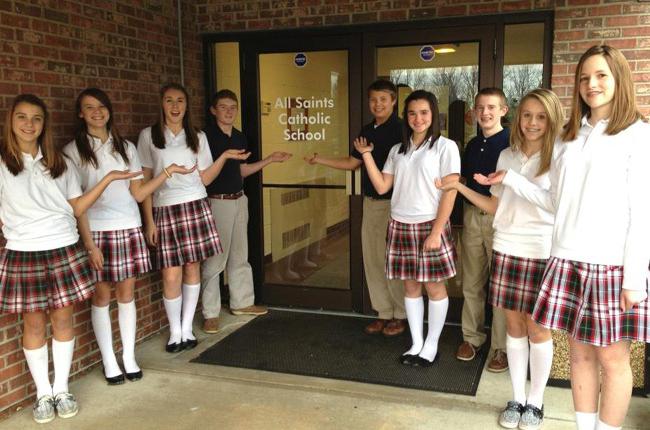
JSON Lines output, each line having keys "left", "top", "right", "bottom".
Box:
{"left": 460, "top": 204, "right": 506, "bottom": 350}
{"left": 361, "top": 197, "right": 405, "bottom": 320}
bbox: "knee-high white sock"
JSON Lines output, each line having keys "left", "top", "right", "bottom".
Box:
{"left": 404, "top": 296, "right": 424, "bottom": 356}
{"left": 91, "top": 305, "right": 121, "bottom": 378}
{"left": 181, "top": 283, "right": 200, "bottom": 342}
{"left": 23, "top": 344, "right": 52, "bottom": 399}
{"left": 596, "top": 419, "right": 621, "bottom": 430}
{"left": 575, "top": 412, "right": 598, "bottom": 430}
{"left": 163, "top": 295, "right": 182, "bottom": 345}
{"left": 506, "top": 334, "right": 529, "bottom": 405}
{"left": 418, "top": 297, "right": 448, "bottom": 361}
{"left": 52, "top": 338, "right": 74, "bottom": 395}
{"left": 118, "top": 301, "right": 139, "bottom": 374}
{"left": 527, "top": 338, "right": 553, "bottom": 408}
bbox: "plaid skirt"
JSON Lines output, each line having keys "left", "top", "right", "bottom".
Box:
{"left": 385, "top": 219, "right": 456, "bottom": 282}
{"left": 532, "top": 257, "right": 650, "bottom": 346}
{"left": 0, "top": 241, "right": 95, "bottom": 313}
{"left": 91, "top": 227, "right": 151, "bottom": 283}
{"left": 489, "top": 251, "right": 547, "bottom": 314}
{"left": 152, "top": 198, "right": 222, "bottom": 270}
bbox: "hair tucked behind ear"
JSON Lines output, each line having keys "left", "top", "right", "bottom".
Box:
{"left": 399, "top": 90, "right": 440, "bottom": 154}
{"left": 152, "top": 83, "right": 199, "bottom": 153}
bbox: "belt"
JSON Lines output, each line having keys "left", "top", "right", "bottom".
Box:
{"left": 208, "top": 191, "right": 243, "bottom": 200}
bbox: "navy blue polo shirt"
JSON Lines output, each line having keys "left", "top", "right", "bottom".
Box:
{"left": 351, "top": 114, "right": 403, "bottom": 199}
{"left": 204, "top": 124, "right": 251, "bottom": 195}
{"left": 461, "top": 128, "right": 510, "bottom": 202}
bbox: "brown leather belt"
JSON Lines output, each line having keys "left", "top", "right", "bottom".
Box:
{"left": 208, "top": 191, "right": 244, "bottom": 200}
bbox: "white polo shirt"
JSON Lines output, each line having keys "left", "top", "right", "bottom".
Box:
{"left": 490, "top": 148, "right": 554, "bottom": 260}
{"left": 382, "top": 135, "right": 461, "bottom": 224}
{"left": 64, "top": 136, "right": 144, "bottom": 231}
{"left": 137, "top": 126, "right": 213, "bottom": 207}
{"left": 503, "top": 117, "right": 650, "bottom": 292}
{"left": 0, "top": 150, "right": 81, "bottom": 251}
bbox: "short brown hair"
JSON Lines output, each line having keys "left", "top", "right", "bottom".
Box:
{"left": 367, "top": 79, "right": 397, "bottom": 100}
{"left": 212, "top": 89, "right": 238, "bottom": 106}
{"left": 562, "top": 45, "right": 642, "bottom": 141}
{"left": 474, "top": 87, "right": 507, "bottom": 108}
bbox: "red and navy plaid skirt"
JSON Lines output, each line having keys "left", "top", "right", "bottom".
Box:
{"left": 151, "top": 198, "right": 222, "bottom": 270}
{"left": 489, "top": 251, "right": 547, "bottom": 314}
{"left": 385, "top": 219, "right": 456, "bottom": 282}
{"left": 91, "top": 227, "right": 151, "bottom": 283}
{"left": 0, "top": 241, "right": 95, "bottom": 313}
{"left": 532, "top": 257, "right": 650, "bottom": 346}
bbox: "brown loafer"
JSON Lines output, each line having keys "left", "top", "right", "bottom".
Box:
{"left": 487, "top": 349, "right": 509, "bottom": 373}
{"left": 231, "top": 305, "right": 268, "bottom": 316}
{"left": 202, "top": 317, "right": 220, "bottom": 334}
{"left": 456, "top": 341, "right": 480, "bottom": 361}
{"left": 364, "top": 319, "right": 387, "bottom": 335}
{"left": 382, "top": 319, "right": 406, "bottom": 337}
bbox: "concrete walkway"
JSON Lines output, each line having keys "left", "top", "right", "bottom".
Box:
{"left": 2, "top": 311, "right": 649, "bottom": 429}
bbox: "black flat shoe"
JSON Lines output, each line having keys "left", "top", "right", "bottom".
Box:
{"left": 182, "top": 338, "right": 198, "bottom": 350}
{"left": 165, "top": 342, "right": 183, "bottom": 353}
{"left": 125, "top": 370, "right": 143, "bottom": 381}
{"left": 103, "top": 368, "right": 125, "bottom": 385}
{"left": 399, "top": 354, "right": 419, "bottom": 366}
{"left": 413, "top": 352, "right": 441, "bottom": 368}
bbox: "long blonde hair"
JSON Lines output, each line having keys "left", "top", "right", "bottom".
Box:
{"left": 510, "top": 89, "right": 564, "bottom": 176}
{"left": 562, "top": 45, "right": 642, "bottom": 141}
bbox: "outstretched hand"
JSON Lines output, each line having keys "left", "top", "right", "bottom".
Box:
{"left": 474, "top": 170, "right": 506, "bottom": 186}
{"left": 166, "top": 163, "right": 197, "bottom": 175}
{"left": 434, "top": 176, "right": 459, "bottom": 191}
{"left": 353, "top": 136, "right": 374, "bottom": 154}
{"left": 223, "top": 149, "right": 252, "bottom": 161}
{"left": 268, "top": 151, "right": 292, "bottom": 163}
{"left": 107, "top": 169, "right": 143, "bottom": 181}
{"left": 304, "top": 153, "right": 319, "bottom": 165}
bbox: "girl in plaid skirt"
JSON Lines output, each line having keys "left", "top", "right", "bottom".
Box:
{"left": 0, "top": 94, "right": 140, "bottom": 423}
{"left": 64, "top": 88, "right": 197, "bottom": 385}
{"left": 138, "top": 83, "right": 248, "bottom": 353}
{"left": 483, "top": 46, "right": 650, "bottom": 430}
{"left": 355, "top": 90, "right": 460, "bottom": 367}
{"left": 438, "top": 89, "right": 564, "bottom": 429}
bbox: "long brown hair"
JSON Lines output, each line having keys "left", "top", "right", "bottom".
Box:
{"left": 510, "top": 89, "right": 564, "bottom": 176}
{"left": 399, "top": 90, "right": 441, "bottom": 154}
{"left": 73, "top": 88, "right": 129, "bottom": 168}
{"left": 1, "top": 94, "right": 67, "bottom": 178}
{"left": 151, "top": 83, "right": 199, "bottom": 153}
{"left": 562, "top": 45, "right": 642, "bottom": 141}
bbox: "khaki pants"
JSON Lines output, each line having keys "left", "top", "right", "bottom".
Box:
{"left": 361, "top": 197, "right": 405, "bottom": 320}
{"left": 201, "top": 195, "right": 255, "bottom": 319}
{"left": 460, "top": 204, "right": 506, "bottom": 350}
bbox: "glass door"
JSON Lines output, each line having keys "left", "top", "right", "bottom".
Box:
{"left": 241, "top": 37, "right": 364, "bottom": 311}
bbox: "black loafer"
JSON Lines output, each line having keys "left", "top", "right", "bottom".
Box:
{"left": 125, "top": 370, "right": 143, "bottom": 381}
{"left": 182, "top": 338, "right": 198, "bottom": 350}
{"left": 165, "top": 342, "right": 183, "bottom": 353}
{"left": 413, "top": 352, "right": 441, "bottom": 368}
{"left": 105, "top": 373, "right": 125, "bottom": 385}
{"left": 399, "top": 354, "right": 419, "bottom": 366}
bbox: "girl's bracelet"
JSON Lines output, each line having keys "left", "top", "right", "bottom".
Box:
{"left": 163, "top": 167, "right": 172, "bottom": 178}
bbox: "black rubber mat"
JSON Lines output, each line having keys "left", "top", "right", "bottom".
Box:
{"left": 192, "top": 310, "right": 488, "bottom": 396}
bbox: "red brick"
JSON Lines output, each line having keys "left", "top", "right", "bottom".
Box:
{"left": 606, "top": 16, "right": 638, "bottom": 27}
{"left": 502, "top": 1, "right": 533, "bottom": 12}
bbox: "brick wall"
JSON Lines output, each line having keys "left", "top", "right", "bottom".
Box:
{"left": 195, "top": 0, "right": 650, "bottom": 116}
{"left": 0, "top": 0, "right": 203, "bottom": 417}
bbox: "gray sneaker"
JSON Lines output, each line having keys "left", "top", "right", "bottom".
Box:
{"left": 499, "top": 401, "right": 524, "bottom": 429}
{"left": 32, "top": 395, "right": 55, "bottom": 424}
{"left": 519, "top": 404, "right": 544, "bottom": 430}
{"left": 54, "top": 392, "right": 79, "bottom": 419}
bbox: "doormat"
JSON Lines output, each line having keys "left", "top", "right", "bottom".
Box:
{"left": 192, "top": 310, "right": 488, "bottom": 396}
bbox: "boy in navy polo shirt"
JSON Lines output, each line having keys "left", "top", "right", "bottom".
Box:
{"left": 456, "top": 88, "right": 510, "bottom": 372}
{"left": 305, "top": 80, "right": 406, "bottom": 336}
{"left": 201, "top": 89, "right": 291, "bottom": 333}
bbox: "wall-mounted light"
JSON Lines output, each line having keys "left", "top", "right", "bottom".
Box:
{"left": 434, "top": 47, "right": 456, "bottom": 54}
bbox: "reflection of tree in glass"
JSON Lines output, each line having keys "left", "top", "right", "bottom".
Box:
{"left": 389, "top": 66, "right": 479, "bottom": 106}
{"left": 503, "top": 64, "right": 543, "bottom": 123}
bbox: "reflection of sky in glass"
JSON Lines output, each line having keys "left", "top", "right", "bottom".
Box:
{"left": 390, "top": 66, "right": 479, "bottom": 105}
{"left": 503, "top": 63, "right": 543, "bottom": 124}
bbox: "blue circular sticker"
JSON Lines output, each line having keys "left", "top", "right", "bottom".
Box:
{"left": 420, "top": 45, "right": 435, "bottom": 62}
{"left": 294, "top": 53, "right": 307, "bottom": 67}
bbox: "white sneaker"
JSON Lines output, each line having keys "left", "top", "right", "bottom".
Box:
{"left": 33, "top": 395, "right": 55, "bottom": 424}
{"left": 54, "top": 392, "right": 78, "bottom": 419}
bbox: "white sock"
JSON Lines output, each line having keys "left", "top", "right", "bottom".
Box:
{"left": 118, "top": 301, "right": 140, "bottom": 374}
{"left": 527, "top": 338, "right": 553, "bottom": 408}
{"left": 404, "top": 296, "right": 424, "bottom": 355}
{"left": 506, "top": 334, "right": 529, "bottom": 405}
{"left": 163, "top": 295, "right": 182, "bottom": 345}
{"left": 596, "top": 419, "right": 621, "bottom": 430}
{"left": 181, "top": 283, "right": 200, "bottom": 342}
{"left": 52, "top": 338, "right": 74, "bottom": 396}
{"left": 575, "top": 412, "right": 598, "bottom": 430}
{"left": 418, "top": 297, "right": 448, "bottom": 361}
{"left": 23, "top": 344, "right": 52, "bottom": 399}
{"left": 91, "top": 305, "right": 121, "bottom": 378}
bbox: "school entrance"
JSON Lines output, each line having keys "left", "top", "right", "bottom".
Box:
{"left": 203, "top": 12, "right": 552, "bottom": 315}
